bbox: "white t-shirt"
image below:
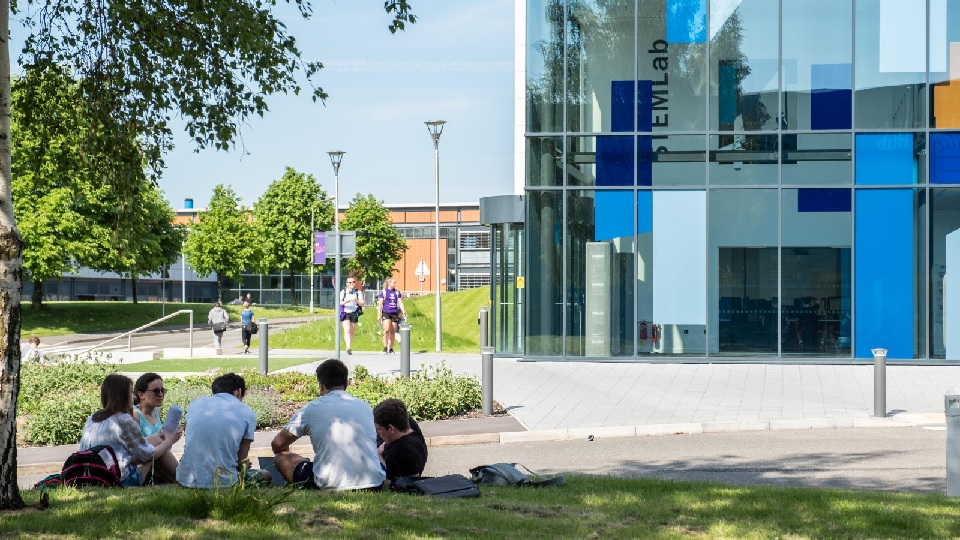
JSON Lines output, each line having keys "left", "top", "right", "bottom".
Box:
{"left": 283, "top": 390, "right": 385, "bottom": 490}
{"left": 79, "top": 413, "right": 154, "bottom": 483}
{"left": 340, "top": 288, "right": 361, "bottom": 314}
{"left": 176, "top": 393, "right": 257, "bottom": 488}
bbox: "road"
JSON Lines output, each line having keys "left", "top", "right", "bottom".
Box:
{"left": 424, "top": 426, "right": 948, "bottom": 494}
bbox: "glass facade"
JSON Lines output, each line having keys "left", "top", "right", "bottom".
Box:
{"left": 523, "top": 0, "right": 959, "bottom": 361}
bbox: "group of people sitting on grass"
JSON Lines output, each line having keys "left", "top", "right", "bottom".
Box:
{"left": 79, "top": 359, "right": 427, "bottom": 490}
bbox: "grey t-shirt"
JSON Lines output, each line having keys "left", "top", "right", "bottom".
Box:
{"left": 176, "top": 393, "right": 257, "bottom": 488}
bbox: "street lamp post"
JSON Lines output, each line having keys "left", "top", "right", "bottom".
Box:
{"left": 328, "top": 151, "right": 345, "bottom": 360}
{"left": 425, "top": 120, "right": 445, "bottom": 352}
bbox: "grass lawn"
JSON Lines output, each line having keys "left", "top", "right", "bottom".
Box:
{"left": 21, "top": 302, "right": 322, "bottom": 337}
{"left": 11, "top": 476, "right": 960, "bottom": 538}
{"left": 269, "top": 287, "right": 491, "bottom": 354}
{"left": 121, "top": 357, "right": 317, "bottom": 373}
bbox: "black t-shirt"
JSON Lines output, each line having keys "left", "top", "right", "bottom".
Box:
{"left": 382, "top": 431, "right": 428, "bottom": 480}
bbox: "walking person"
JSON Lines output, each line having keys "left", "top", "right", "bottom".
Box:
{"left": 240, "top": 301, "right": 256, "bottom": 354}
{"left": 208, "top": 301, "right": 229, "bottom": 353}
{"left": 377, "top": 278, "right": 405, "bottom": 354}
{"left": 340, "top": 276, "right": 364, "bottom": 355}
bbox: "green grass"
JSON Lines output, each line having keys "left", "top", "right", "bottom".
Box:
{"left": 21, "top": 302, "right": 323, "bottom": 337}
{"left": 11, "top": 476, "right": 960, "bottom": 538}
{"left": 269, "top": 287, "right": 491, "bottom": 353}
{"left": 121, "top": 357, "right": 318, "bottom": 373}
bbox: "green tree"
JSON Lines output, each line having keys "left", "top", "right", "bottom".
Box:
{"left": 120, "top": 185, "right": 187, "bottom": 304}
{"left": 340, "top": 193, "right": 407, "bottom": 286}
{"left": 0, "top": 0, "right": 417, "bottom": 509}
{"left": 253, "top": 167, "right": 333, "bottom": 305}
{"left": 183, "top": 185, "right": 255, "bottom": 302}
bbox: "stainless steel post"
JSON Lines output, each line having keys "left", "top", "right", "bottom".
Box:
{"left": 481, "top": 346, "right": 494, "bottom": 415}
{"left": 479, "top": 307, "right": 488, "bottom": 349}
{"left": 258, "top": 319, "right": 269, "bottom": 375}
{"left": 400, "top": 323, "right": 411, "bottom": 378}
{"left": 947, "top": 390, "right": 960, "bottom": 496}
{"left": 872, "top": 348, "right": 887, "bottom": 417}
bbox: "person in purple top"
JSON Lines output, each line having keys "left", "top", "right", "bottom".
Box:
{"left": 377, "top": 278, "right": 406, "bottom": 354}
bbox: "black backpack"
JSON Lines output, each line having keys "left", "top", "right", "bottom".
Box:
{"left": 61, "top": 445, "right": 122, "bottom": 488}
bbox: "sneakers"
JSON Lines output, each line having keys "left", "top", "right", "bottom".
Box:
{"left": 389, "top": 348, "right": 395, "bottom": 354}
{"left": 382, "top": 347, "right": 388, "bottom": 354}
{"left": 346, "top": 348, "right": 352, "bottom": 355}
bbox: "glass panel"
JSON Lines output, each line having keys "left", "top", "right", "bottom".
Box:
{"left": 566, "top": 0, "right": 636, "bottom": 132}
{"left": 782, "top": 0, "right": 852, "bottom": 131}
{"left": 567, "top": 135, "right": 634, "bottom": 186}
{"left": 639, "top": 190, "right": 707, "bottom": 355}
{"left": 931, "top": 133, "right": 960, "bottom": 184}
{"left": 855, "top": 133, "right": 926, "bottom": 185}
{"left": 527, "top": 0, "right": 565, "bottom": 133}
{"left": 708, "top": 134, "right": 778, "bottom": 185}
{"left": 781, "top": 189, "right": 852, "bottom": 357}
{"left": 642, "top": 134, "right": 707, "bottom": 186}
{"left": 854, "top": 188, "right": 925, "bottom": 359}
{"left": 637, "top": 0, "right": 708, "bottom": 132}
{"left": 709, "top": 189, "right": 778, "bottom": 355}
{"left": 931, "top": 0, "right": 960, "bottom": 128}
{"left": 709, "top": 0, "right": 780, "bottom": 132}
{"left": 781, "top": 133, "right": 852, "bottom": 185}
{"left": 854, "top": 0, "right": 927, "bottom": 129}
{"left": 526, "top": 136, "right": 564, "bottom": 187}
{"left": 929, "top": 188, "right": 960, "bottom": 359}
{"left": 494, "top": 223, "right": 524, "bottom": 355}
{"left": 525, "top": 191, "right": 563, "bottom": 356}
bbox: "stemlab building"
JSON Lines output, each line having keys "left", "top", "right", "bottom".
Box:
{"left": 484, "top": 0, "right": 960, "bottom": 362}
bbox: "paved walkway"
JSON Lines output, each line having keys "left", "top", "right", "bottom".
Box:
{"left": 17, "top": 347, "right": 960, "bottom": 487}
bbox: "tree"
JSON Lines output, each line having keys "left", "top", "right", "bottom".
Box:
{"left": 0, "top": 1, "right": 416, "bottom": 510}
{"left": 253, "top": 167, "right": 332, "bottom": 305}
{"left": 340, "top": 193, "right": 407, "bottom": 286}
{"left": 119, "top": 184, "right": 187, "bottom": 304}
{"left": 183, "top": 185, "right": 255, "bottom": 302}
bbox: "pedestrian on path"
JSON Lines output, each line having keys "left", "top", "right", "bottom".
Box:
{"left": 207, "top": 302, "right": 228, "bottom": 353}
{"left": 340, "top": 276, "right": 364, "bottom": 355}
{"left": 377, "top": 278, "right": 405, "bottom": 354}
{"left": 240, "top": 302, "right": 256, "bottom": 354}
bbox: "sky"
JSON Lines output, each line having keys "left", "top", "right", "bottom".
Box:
{"left": 15, "top": 1, "right": 517, "bottom": 210}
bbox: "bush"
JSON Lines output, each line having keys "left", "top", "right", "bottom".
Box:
{"left": 25, "top": 391, "right": 99, "bottom": 446}
{"left": 351, "top": 362, "right": 482, "bottom": 421}
{"left": 19, "top": 354, "right": 116, "bottom": 415}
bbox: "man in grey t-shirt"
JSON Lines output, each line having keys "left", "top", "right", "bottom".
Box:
{"left": 271, "top": 359, "right": 385, "bottom": 490}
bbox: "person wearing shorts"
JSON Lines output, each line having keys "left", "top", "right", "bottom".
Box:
{"left": 377, "top": 278, "right": 405, "bottom": 354}
{"left": 339, "top": 277, "right": 364, "bottom": 355}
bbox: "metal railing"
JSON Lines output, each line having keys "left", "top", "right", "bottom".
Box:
{"left": 78, "top": 309, "right": 194, "bottom": 356}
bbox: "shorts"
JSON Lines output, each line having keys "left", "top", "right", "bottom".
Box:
{"left": 341, "top": 312, "right": 359, "bottom": 324}
{"left": 382, "top": 312, "right": 401, "bottom": 323}
{"left": 121, "top": 465, "right": 142, "bottom": 487}
{"left": 291, "top": 460, "right": 319, "bottom": 489}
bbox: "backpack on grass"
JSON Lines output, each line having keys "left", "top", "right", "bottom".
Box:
{"left": 469, "top": 463, "right": 566, "bottom": 488}
{"left": 61, "top": 444, "right": 121, "bottom": 488}
{"left": 391, "top": 474, "right": 481, "bottom": 498}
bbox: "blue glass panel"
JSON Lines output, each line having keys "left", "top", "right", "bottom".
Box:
{"left": 855, "top": 134, "right": 916, "bottom": 185}
{"left": 611, "top": 80, "right": 634, "bottom": 133}
{"left": 667, "top": 0, "right": 706, "bottom": 43}
{"left": 637, "top": 80, "right": 653, "bottom": 132}
{"left": 797, "top": 188, "right": 851, "bottom": 212}
{"left": 810, "top": 63, "right": 852, "bottom": 130}
{"left": 594, "top": 191, "right": 634, "bottom": 242}
{"left": 637, "top": 190, "right": 652, "bottom": 235}
{"left": 638, "top": 135, "right": 653, "bottom": 186}
{"left": 596, "top": 136, "right": 633, "bottom": 187}
{"left": 931, "top": 133, "right": 960, "bottom": 184}
{"left": 854, "top": 189, "right": 913, "bottom": 359}
{"left": 718, "top": 63, "right": 738, "bottom": 126}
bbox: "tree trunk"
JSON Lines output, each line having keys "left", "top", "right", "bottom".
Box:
{"left": 31, "top": 279, "right": 41, "bottom": 308}
{"left": 289, "top": 268, "right": 297, "bottom": 306}
{"left": 0, "top": 0, "right": 26, "bottom": 508}
{"left": 131, "top": 276, "right": 138, "bottom": 304}
{"left": 216, "top": 271, "right": 223, "bottom": 303}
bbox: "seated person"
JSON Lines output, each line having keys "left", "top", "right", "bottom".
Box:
{"left": 271, "top": 359, "right": 385, "bottom": 490}
{"left": 374, "top": 398, "right": 427, "bottom": 482}
{"left": 21, "top": 336, "right": 43, "bottom": 363}
{"left": 79, "top": 374, "right": 182, "bottom": 487}
{"left": 131, "top": 373, "right": 178, "bottom": 483}
{"left": 177, "top": 373, "right": 270, "bottom": 488}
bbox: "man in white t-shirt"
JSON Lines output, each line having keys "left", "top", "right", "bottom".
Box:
{"left": 177, "top": 373, "right": 270, "bottom": 488}
{"left": 271, "top": 359, "right": 385, "bottom": 490}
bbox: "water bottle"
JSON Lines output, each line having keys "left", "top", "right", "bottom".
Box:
{"left": 163, "top": 405, "right": 183, "bottom": 433}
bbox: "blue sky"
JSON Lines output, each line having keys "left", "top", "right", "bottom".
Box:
{"left": 168, "top": 0, "right": 517, "bottom": 210}
{"left": 14, "top": 1, "right": 516, "bottom": 209}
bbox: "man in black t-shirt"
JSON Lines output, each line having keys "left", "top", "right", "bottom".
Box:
{"left": 373, "top": 399, "right": 427, "bottom": 482}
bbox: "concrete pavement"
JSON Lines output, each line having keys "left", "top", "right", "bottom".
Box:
{"left": 16, "top": 346, "right": 960, "bottom": 489}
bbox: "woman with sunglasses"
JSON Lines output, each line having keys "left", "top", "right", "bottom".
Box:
{"left": 80, "top": 374, "right": 182, "bottom": 487}
{"left": 132, "top": 373, "right": 180, "bottom": 482}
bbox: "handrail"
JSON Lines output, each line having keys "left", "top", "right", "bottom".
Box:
{"left": 78, "top": 309, "right": 194, "bottom": 357}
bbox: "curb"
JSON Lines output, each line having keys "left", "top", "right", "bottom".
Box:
{"left": 18, "top": 414, "right": 943, "bottom": 478}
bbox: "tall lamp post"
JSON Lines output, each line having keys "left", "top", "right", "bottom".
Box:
{"left": 328, "top": 151, "right": 345, "bottom": 360}
{"left": 425, "top": 120, "right": 446, "bottom": 352}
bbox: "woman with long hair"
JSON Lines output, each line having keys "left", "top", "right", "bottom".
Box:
{"left": 79, "top": 374, "right": 182, "bottom": 487}
{"left": 132, "top": 373, "right": 179, "bottom": 483}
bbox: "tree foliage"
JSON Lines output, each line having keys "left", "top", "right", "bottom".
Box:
{"left": 340, "top": 193, "right": 407, "bottom": 285}
{"left": 183, "top": 185, "right": 256, "bottom": 301}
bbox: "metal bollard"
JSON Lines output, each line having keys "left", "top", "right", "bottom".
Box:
{"left": 258, "top": 320, "right": 269, "bottom": 375}
{"left": 479, "top": 307, "right": 489, "bottom": 348}
{"left": 399, "top": 323, "right": 412, "bottom": 378}
{"left": 872, "top": 348, "right": 887, "bottom": 417}
{"left": 947, "top": 390, "right": 960, "bottom": 496}
{"left": 481, "top": 346, "right": 494, "bottom": 415}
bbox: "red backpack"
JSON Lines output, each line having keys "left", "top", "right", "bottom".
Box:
{"left": 61, "top": 445, "right": 122, "bottom": 488}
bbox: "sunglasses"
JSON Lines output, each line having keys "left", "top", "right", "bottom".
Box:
{"left": 145, "top": 388, "right": 167, "bottom": 395}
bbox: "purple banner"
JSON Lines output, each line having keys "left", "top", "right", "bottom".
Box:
{"left": 313, "top": 231, "right": 326, "bottom": 265}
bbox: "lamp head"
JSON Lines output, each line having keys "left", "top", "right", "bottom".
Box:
{"left": 327, "top": 151, "right": 345, "bottom": 174}
{"left": 425, "top": 120, "right": 446, "bottom": 145}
